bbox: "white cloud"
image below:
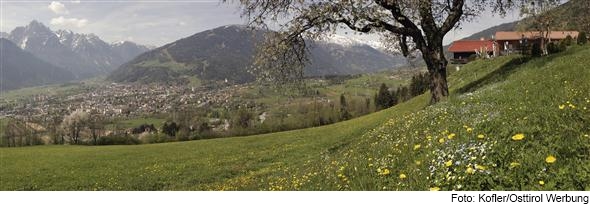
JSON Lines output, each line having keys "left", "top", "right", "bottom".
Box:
{"left": 48, "top": 1, "right": 69, "bottom": 14}
{"left": 50, "top": 16, "right": 88, "bottom": 28}
{"left": 178, "top": 21, "right": 187, "bottom": 26}
{"left": 71, "top": 0, "right": 81, "bottom": 3}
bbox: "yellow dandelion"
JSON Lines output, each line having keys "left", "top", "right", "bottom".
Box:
{"left": 415, "top": 160, "right": 421, "bottom": 165}
{"left": 545, "top": 155, "right": 556, "bottom": 164}
{"left": 413, "top": 144, "right": 421, "bottom": 150}
{"left": 399, "top": 173, "right": 407, "bottom": 179}
{"left": 445, "top": 160, "right": 453, "bottom": 167}
{"left": 448, "top": 133, "right": 456, "bottom": 140}
{"left": 378, "top": 168, "right": 391, "bottom": 176}
{"left": 511, "top": 133, "right": 525, "bottom": 141}
{"left": 559, "top": 105, "right": 565, "bottom": 109}
{"left": 475, "top": 164, "right": 486, "bottom": 170}
{"left": 430, "top": 187, "right": 440, "bottom": 191}
{"left": 539, "top": 180, "right": 545, "bottom": 185}
{"left": 509, "top": 162, "right": 521, "bottom": 169}
{"left": 466, "top": 167, "right": 475, "bottom": 175}
{"left": 439, "top": 138, "right": 445, "bottom": 144}
{"left": 477, "top": 134, "right": 485, "bottom": 139}
{"left": 466, "top": 127, "right": 473, "bottom": 133}
{"left": 383, "top": 169, "right": 390, "bottom": 175}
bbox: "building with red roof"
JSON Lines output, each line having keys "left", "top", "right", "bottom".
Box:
{"left": 448, "top": 39, "right": 494, "bottom": 64}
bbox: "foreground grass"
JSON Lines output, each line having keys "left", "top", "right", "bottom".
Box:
{"left": 1, "top": 46, "right": 589, "bottom": 190}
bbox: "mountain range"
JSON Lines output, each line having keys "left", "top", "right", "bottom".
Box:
{"left": 108, "top": 25, "right": 406, "bottom": 84}
{"left": 5, "top": 21, "right": 150, "bottom": 79}
{"left": 1, "top": 39, "right": 75, "bottom": 91}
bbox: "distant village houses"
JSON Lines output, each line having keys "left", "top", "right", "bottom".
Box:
{"left": 449, "top": 31, "right": 580, "bottom": 64}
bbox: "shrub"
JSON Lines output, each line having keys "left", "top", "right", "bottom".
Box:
{"left": 162, "top": 122, "right": 179, "bottom": 136}
{"left": 578, "top": 32, "right": 588, "bottom": 45}
{"left": 97, "top": 135, "right": 141, "bottom": 145}
{"left": 175, "top": 128, "right": 190, "bottom": 141}
{"left": 563, "top": 35, "right": 573, "bottom": 46}
{"left": 558, "top": 40, "right": 567, "bottom": 52}
{"left": 131, "top": 123, "right": 157, "bottom": 134}
{"left": 531, "top": 43, "right": 542, "bottom": 57}
{"left": 547, "top": 42, "right": 561, "bottom": 54}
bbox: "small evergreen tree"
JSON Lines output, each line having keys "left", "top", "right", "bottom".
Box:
{"left": 375, "top": 83, "right": 393, "bottom": 111}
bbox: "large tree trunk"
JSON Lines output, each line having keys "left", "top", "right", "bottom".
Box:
{"left": 421, "top": 44, "right": 449, "bottom": 104}
{"left": 429, "top": 63, "right": 449, "bottom": 103}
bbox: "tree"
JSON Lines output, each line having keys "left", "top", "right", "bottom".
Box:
{"left": 520, "top": 0, "right": 561, "bottom": 56}
{"left": 2, "top": 119, "right": 23, "bottom": 147}
{"left": 88, "top": 112, "right": 105, "bottom": 145}
{"left": 233, "top": 108, "right": 254, "bottom": 128}
{"left": 546, "top": 41, "right": 560, "bottom": 54}
{"left": 409, "top": 72, "right": 429, "bottom": 96}
{"left": 339, "top": 94, "right": 351, "bottom": 120}
{"left": 48, "top": 115, "right": 64, "bottom": 144}
{"left": 375, "top": 83, "right": 393, "bottom": 110}
{"left": 578, "top": 0, "right": 590, "bottom": 34}
{"left": 60, "top": 110, "right": 89, "bottom": 144}
{"left": 162, "top": 122, "right": 180, "bottom": 137}
{"left": 578, "top": 32, "right": 588, "bottom": 45}
{"left": 231, "top": 0, "right": 530, "bottom": 104}
{"left": 531, "top": 42, "right": 543, "bottom": 57}
{"left": 562, "top": 35, "right": 573, "bottom": 46}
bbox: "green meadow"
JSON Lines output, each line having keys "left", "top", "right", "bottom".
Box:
{"left": 1, "top": 45, "right": 588, "bottom": 190}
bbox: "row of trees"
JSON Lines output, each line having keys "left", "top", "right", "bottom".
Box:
{"left": 375, "top": 72, "right": 430, "bottom": 110}
{"left": 2, "top": 119, "right": 44, "bottom": 147}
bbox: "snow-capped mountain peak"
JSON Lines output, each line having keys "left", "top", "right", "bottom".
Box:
{"left": 321, "top": 34, "right": 387, "bottom": 51}
{"left": 6, "top": 20, "right": 151, "bottom": 79}
{"left": 322, "top": 34, "right": 362, "bottom": 47}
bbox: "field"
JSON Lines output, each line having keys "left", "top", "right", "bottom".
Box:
{"left": 1, "top": 45, "right": 589, "bottom": 190}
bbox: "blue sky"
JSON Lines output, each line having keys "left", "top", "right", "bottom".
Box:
{"left": 1, "top": 1, "right": 522, "bottom": 47}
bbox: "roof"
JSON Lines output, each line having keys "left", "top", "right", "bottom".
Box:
{"left": 495, "top": 31, "right": 579, "bottom": 40}
{"left": 448, "top": 40, "right": 494, "bottom": 53}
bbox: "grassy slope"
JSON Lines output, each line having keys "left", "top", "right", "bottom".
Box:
{"left": 1, "top": 46, "right": 589, "bottom": 190}
{"left": 0, "top": 97, "right": 427, "bottom": 190}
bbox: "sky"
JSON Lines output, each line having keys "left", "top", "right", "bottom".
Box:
{"left": 1, "top": 1, "right": 523, "bottom": 47}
